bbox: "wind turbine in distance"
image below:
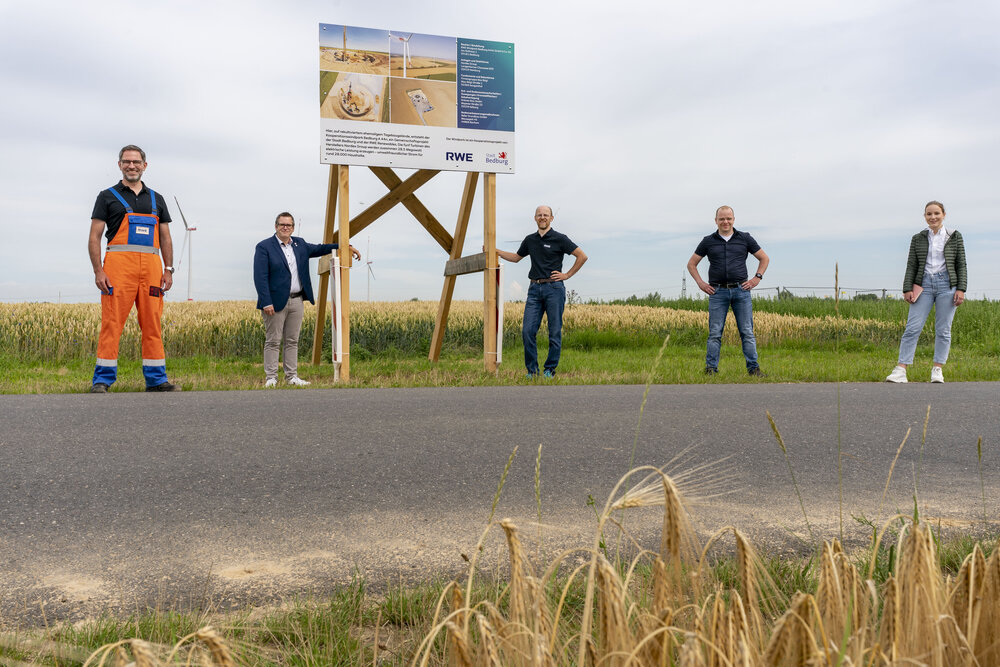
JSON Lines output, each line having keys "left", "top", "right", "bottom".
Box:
{"left": 173, "top": 196, "right": 197, "bottom": 301}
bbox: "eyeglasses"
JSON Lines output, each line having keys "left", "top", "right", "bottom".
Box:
{"left": 276, "top": 223, "right": 294, "bottom": 228}
{"left": 119, "top": 160, "right": 144, "bottom": 166}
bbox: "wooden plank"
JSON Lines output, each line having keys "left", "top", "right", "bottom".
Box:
{"left": 483, "top": 173, "right": 498, "bottom": 372}
{"left": 369, "top": 166, "right": 454, "bottom": 253}
{"left": 337, "top": 165, "right": 351, "bottom": 381}
{"left": 429, "top": 172, "right": 479, "bottom": 361}
{"left": 444, "top": 252, "right": 487, "bottom": 276}
{"left": 312, "top": 165, "right": 338, "bottom": 365}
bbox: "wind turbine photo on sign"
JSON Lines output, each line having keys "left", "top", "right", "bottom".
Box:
{"left": 390, "top": 32, "right": 413, "bottom": 77}
{"left": 173, "top": 196, "right": 198, "bottom": 301}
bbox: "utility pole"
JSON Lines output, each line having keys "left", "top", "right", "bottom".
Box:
{"left": 681, "top": 274, "right": 687, "bottom": 299}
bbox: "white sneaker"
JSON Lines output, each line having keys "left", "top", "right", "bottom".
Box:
{"left": 287, "top": 376, "right": 311, "bottom": 387}
{"left": 264, "top": 378, "right": 277, "bottom": 388}
{"left": 885, "top": 366, "right": 908, "bottom": 383}
{"left": 931, "top": 367, "right": 944, "bottom": 383}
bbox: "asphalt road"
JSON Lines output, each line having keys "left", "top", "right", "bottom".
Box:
{"left": 2, "top": 382, "right": 998, "bottom": 626}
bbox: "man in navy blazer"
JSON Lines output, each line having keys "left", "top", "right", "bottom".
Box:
{"left": 253, "top": 212, "right": 360, "bottom": 387}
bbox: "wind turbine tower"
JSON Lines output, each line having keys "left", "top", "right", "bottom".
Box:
{"left": 391, "top": 33, "right": 414, "bottom": 77}
{"left": 173, "top": 197, "right": 198, "bottom": 301}
{"left": 366, "top": 236, "right": 376, "bottom": 301}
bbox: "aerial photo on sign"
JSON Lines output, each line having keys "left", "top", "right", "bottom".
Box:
{"left": 319, "top": 23, "right": 514, "bottom": 173}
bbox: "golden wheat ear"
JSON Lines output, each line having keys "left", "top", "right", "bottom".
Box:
{"left": 763, "top": 592, "right": 821, "bottom": 666}
{"left": 195, "top": 626, "right": 235, "bottom": 667}
{"left": 972, "top": 543, "right": 1000, "bottom": 664}
{"left": 128, "top": 638, "right": 158, "bottom": 667}
{"left": 948, "top": 543, "right": 985, "bottom": 639}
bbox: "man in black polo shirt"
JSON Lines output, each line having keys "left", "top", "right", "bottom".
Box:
{"left": 686, "top": 205, "right": 770, "bottom": 376}
{"left": 497, "top": 205, "right": 588, "bottom": 378}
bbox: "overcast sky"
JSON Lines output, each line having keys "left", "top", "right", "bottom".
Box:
{"left": 2, "top": 0, "right": 998, "bottom": 304}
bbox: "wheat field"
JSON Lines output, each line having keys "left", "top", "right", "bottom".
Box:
{"left": 0, "top": 301, "right": 902, "bottom": 361}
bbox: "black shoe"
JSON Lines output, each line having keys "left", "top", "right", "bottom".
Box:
{"left": 146, "top": 381, "right": 179, "bottom": 392}
{"left": 89, "top": 383, "right": 109, "bottom": 393}
{"left": 704, "top": 367, "right": 718, "bottom": 375}
{"left": 748, "top": 368, "right": 766, "bottom": 378}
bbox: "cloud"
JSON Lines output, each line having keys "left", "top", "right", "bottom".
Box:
{"left": 2, "top": 0, "right": 999, "bottom": 303}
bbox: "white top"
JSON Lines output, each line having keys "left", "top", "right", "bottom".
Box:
{"left": 278, "top": 235, "right": 302, "bottom": 294}
{"left": 719, "top": 232, "right": 734, "bottom": 242}
{"left": 925, "top": 227, "right": 948, "bottom": 275}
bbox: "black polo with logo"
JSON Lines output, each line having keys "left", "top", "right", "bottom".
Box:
{"left": 516, "top": 229, "right": 578, "bottom": 281}
{"left": 693, "top": 229, "right": 761, "bottom": 284}
{"left": 91, "top": 181, "right": 172, "bottom": 242}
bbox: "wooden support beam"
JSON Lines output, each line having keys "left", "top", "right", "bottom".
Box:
{"left": 312, "top": 165, "right": 339, "bottom": 365}
{"left": 429, "top": 172, "right": 479, "bottom": 362}
{"left": 369, "top": 166, "right": 454, "bottom": 253}
{"left": 337, "top": 165, "right": 351, "bottom": 381}
{"left": 483, "top": 173, "right": 498, "bottom": 372}
{"left": 321, "top": 169, "right": 441, "bottom": 276}
{"left": 444, "top": 252, "right": 487, "bottom": 277}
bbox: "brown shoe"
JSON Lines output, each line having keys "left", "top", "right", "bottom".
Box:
{"left": 748, "top": 368, "right": 767, "bottom": 378}
{"left": 89, "top": 383, "right": 109, "bottom": 393}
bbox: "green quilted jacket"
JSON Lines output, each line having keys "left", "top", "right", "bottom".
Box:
{"left": 903, "top": 229, "right": 967, "bottom": 292}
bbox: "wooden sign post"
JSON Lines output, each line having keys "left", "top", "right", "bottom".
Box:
{"left": 311, "top": 166, "right": 501, "bottom": 379}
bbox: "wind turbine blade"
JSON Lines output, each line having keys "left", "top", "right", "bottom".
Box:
{"left": 367, "top": 264, "right": 376, "bottom": 280}
{"left": 173, "top": 196, "right": 191, "bottom": 231}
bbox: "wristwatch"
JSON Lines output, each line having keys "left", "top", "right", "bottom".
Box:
{"left": 755, "top": 273, "right": 763, "bottom": 280}
{"left": 165, "top": 266, "right": 175, "bottom": 274}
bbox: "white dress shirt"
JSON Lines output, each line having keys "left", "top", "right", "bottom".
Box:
{"left": 278, "top": 235, "right": 302, "bottom": 294}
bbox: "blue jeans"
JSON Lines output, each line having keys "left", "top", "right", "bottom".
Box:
{"left": 706, "top": 287, "right": 758, "bottom": 371}
{"left": 897, "top": 270, "right": 957, "bottom": 365}
{"left": 522, "top": 281, "right": 565, "bottom": 374}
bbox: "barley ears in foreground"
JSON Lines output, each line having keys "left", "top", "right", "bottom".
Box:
{"left": 415, "top": 468, "right": 1000, "bottom": 666}
{"left": 84, "top": 626, "right": 236, "bottom": 666}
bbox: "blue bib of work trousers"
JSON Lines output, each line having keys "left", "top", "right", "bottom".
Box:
{"left": 107, "top": 186, "right": 159, "bottom": 248}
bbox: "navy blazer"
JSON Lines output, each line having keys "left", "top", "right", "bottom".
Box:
{"left": 253, "top": 235, "right": 337, "bottom": 312}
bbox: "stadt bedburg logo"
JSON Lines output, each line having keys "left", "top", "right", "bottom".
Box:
{"left": 485, "top": 151, "right": 509, "bottom": 166}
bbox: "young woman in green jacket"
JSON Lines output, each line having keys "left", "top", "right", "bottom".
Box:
{"left": 885, "top": 201, "right": 967, "bottom": 383}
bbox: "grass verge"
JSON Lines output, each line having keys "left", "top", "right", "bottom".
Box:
{"left": 3, "top": 344, "right": 998, "bottom": 393}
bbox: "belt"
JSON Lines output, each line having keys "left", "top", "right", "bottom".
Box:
{"left": 710, "top": 282, "right": 743, "bottom": 289}
{"left": 290, "top": 291, "right": 304, "bottom": 299}
{"left": 530, "top": 278, "right": 559, "bottom": 284}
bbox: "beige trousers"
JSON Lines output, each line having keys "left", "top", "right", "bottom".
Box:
{"left": 262, "top": 295, "right": 305, "bottom": 381}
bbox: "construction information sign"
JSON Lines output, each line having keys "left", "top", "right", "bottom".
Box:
{"left": 319, "top": 23, "right": 514, "bottom": 173}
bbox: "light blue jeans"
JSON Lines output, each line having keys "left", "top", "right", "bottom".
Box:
{"left": 897, "top": 269, "right": 957, "bottom": 365}
{"left": 706, "top": 287, "right": 758, "bottom": 371}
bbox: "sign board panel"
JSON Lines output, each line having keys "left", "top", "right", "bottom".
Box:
{"left": 319, "top": 24, "right": 515, "bottom": 173}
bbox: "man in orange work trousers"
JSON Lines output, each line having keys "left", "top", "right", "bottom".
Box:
{"left": 88, "top": 145, "right": 178, "bottom": 392}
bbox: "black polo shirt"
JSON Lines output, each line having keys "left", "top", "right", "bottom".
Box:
{"left": 693, "top": 229, "right": 761, "bottom": 284}
{"left": 516, "top": 228, "right": 578, "bottom": 280}
{"left": 91, "top": 181, "right": 172, "bottom": 242}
